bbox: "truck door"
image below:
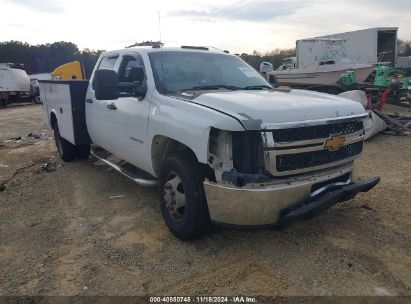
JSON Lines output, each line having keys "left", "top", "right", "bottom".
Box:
{"left": 107, "top": 52, "right": 152, "bottom": 172}
{"left": 85, "top": 54, "right": 120, "bottom": 152}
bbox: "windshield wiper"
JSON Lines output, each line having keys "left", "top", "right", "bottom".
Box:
{"left": 242, "top": 85, "right": 272, "bottom": 90}
{"left": 180, "top": 85, "right": 241, "bottom": 91}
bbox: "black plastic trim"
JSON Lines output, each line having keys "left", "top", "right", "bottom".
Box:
{"left": 69, "top": 81, "right": 91, "bottom": 145}
{"left": 222, "top": 171, "right": 270, "bottom": 186}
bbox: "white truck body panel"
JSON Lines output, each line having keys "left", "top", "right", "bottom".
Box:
{"left": 39, "top": 82, "right": 76, "bottom": 144}
{"left": 146, "top": 90, "right": 245, "bottom": 174}
{"left": 0, "top": 66, "right": 30, "bottom": 92}
{"left": 29, "top": 73, "right": 51, "bottom": 81}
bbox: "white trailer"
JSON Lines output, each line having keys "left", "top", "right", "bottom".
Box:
{"left": 318, "top": 27, "right": 398, "bottom": 66}
{"left": 296, "top": 38, "right": 352, "bottom": 69}
{"left": 0, "top": 63, "right": 31, "bottom": 106}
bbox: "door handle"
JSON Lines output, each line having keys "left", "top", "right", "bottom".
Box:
{"left": 85, "top": 99, "right": 93, "bottom": 103}
{"left": 106, "top": 103, "right": 117, "bottom": 110}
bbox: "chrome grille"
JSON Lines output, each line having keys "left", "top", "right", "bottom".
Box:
{"left": 276, "top": 141, "right": 363, "bottom": 172}
{"left": 263, "top": 119, "right": 365, "bottom": 176}
{"left": 272, "top": 121, "right": 363, "bottom": 143}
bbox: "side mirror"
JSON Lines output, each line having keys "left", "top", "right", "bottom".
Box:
{"left": 268, "top": 74, "right": 278, "bottom": 87}
{"left": 94, "top": 69, "right": 119, "bottom": 100}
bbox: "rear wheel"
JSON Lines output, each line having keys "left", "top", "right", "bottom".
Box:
{"left": 159, "top": 152, "right": 211, "bottom": 240}
{"left": 0, "top": 97, "right": 8, "bottom": 107}
{"left": 33, "top": 95, "right": 41, "bottom": 104}
{"left": 76, "top": 145, "right": 90, "bottom": 159}
{"left": 53, "top": 122, "right": 76, "bottom": 162}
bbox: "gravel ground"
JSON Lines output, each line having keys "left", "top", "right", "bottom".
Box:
{"left": 0, "top": 103, "right": 410, "bottom": 297}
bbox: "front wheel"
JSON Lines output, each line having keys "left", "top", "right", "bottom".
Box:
{"left": 159, "top": 152, "right": 211, "bottom": 240}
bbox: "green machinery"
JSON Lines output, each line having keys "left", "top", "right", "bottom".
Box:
{"left": 339, "top": 70, "right": 357, "bottom": 86}
{"left": 402, "top": 76, "right": 410, "bottom": 90}
{"left": 340, "top": 65, "right": 409, "bottom": 89}
{"left": 373, "top": 65, "right": 396, "bottom": 87}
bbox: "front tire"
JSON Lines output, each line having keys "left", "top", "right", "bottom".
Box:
{"left": 159, "top": 152, "right": 211, "bottom": 240}
{"left": 53, "top": 122, "right": 76, "bottom": 162}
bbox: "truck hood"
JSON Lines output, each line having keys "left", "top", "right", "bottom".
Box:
{"left": 189, "top": 89, "right": 367, "bottom": 130}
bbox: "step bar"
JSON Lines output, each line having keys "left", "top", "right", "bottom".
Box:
{"left": 90, "top": 148, "right": 157, "bottom": 187}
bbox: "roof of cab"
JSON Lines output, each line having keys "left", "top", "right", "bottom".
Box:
{"left": 102, "top": 46, "right": 231, "bottom": 56}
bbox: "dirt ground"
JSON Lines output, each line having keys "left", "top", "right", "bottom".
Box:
{"left": 0, "top": 103, "right": 410, "bottom": 297}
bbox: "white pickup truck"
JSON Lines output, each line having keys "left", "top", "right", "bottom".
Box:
{"left": 40, "top": 45, "right": 380, "bottom": 239}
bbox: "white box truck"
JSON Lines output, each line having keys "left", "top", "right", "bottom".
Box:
{"left": 318, "top": 27, "right": 398, "bottom": 66}
{"left": 0, "top": 63, "right": 31, "bottom": 106}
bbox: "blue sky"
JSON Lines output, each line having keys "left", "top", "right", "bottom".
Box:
{"left": 1, "top": 0, "right": 410, "bottom": 53}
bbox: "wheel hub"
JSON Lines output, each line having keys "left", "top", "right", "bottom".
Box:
{"left": 163, "top": 172, "right": 186, "bottom": 221}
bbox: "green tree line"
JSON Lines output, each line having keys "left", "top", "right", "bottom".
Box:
{"left": 239, "top": 48, "right": 296, "bottom": 70}
{"left": 0, "top": 41, "right": 103, "bottom": 78}
{"left": 398, "top": 39, "right": 411, "bottom": 56}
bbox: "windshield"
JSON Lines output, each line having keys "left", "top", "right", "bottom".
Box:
{"left": 148, "top": 51, "right": 270, "bottom": 93}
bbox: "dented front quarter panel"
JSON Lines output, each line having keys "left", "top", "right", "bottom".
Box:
{"left": 146, "top": 90, "right": 244, "bottom": 174}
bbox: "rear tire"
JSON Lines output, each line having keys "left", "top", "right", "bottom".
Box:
{"left": 0, "top": 98, "right": 7, "bottom": 107}
{"left": 159, "top": 152, "right": 211, "bottom": 240}
{"left": 76, "top": 145, "right": 90, "bottom": 159}
{"left": 53, "top": 122, "right": 76, "bottom": 162}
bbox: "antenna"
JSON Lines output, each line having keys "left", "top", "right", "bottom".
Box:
{"left": 158, "top": 10, "right": 165, "bottom": 93}
{"left": 158, "top": 10, "right": 162, "bottom": 43}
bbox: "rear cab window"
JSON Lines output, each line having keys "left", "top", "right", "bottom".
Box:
{"left": 98, "top": 55, "right": 119, "bottom": 70}
{"left": 92, "top": 54, "right": 119, "bottom": 89}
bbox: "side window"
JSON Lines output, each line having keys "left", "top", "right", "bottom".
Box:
{"left": 118, "top": 54, "right": 146, "bottom": 95}
{"left": 92, "top": 55, "right": 119, "bottom": 90}
{"left": 98, "top": 55, "right": 119, "bottom": 70}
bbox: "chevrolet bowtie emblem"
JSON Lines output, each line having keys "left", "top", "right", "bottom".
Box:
{"left": 324, "top": 135, "right": 345, "bottom": 151}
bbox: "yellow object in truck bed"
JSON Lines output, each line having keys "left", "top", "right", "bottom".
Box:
{"left": 50, "top": 61, "right": 85, "bottom": 80}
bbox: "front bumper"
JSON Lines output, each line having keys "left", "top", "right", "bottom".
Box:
{"left": 276, "top": 176, "right": 380, "bottom": 227}
{"left": 204, "top": 166, "right": 380, "bottom": 227}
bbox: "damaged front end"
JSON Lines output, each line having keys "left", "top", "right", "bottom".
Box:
{"left": 204, "top": 118, "right": 380, "bottom": 227}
